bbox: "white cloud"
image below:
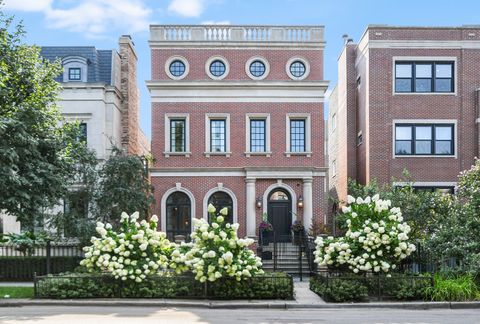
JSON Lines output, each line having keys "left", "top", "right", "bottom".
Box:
{"left": 201, "top": 20, "right": 230, "bottom": 25}
{"left": 4, "top": 0, "right": 152, "bottom": 37}
{"left": 168, "top": 0, "right": 204, "bottom": 17}
{"left": 3, "top": 0, "right": 53, "bottom": 11}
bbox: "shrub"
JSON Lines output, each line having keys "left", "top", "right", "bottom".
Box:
{"left": 170, "top": 204, "right": 263, "bottom": 282}
{"left": 35, "top": 272, "right": 293, "bottom": 300}
{"left": 310, "top": 275, "right": 368, "bottom": 302}
{"left": 426, "top": 274, "right": 479, "bottom": 301}
{"left": 314, "top": 195, "right": 416, "bottom": 274}
{"left": 80, "top": 212, "right": 173, "bottom": 282}
{"left": 379, "top": 274, "right": 431, "bottom": 300}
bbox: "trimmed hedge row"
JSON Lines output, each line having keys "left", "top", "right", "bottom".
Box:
{"left": 0, "top": 257, "right": 82, "bottom": 280}
{"left": 310, "top": 273, "right": 432, "bottom": 302}
{"left": 35, "top": 272, "right": 293, "bottom": 300}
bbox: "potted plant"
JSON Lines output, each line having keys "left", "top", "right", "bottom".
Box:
{"left": 291, "top": 220, "right": 304, "bottom": 245}
{"left": 259, "top": 213, "right": 273, "bottom": 245}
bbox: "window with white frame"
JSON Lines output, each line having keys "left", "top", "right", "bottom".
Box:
{"left": 164, "top": 114, "right": 190, "bottom": 156}
{"left": 205, "top": 114, "right": 230, "bottom": 156}
{"left": 286, "top": 114, "right": 311, "bottom": 156}
{"left": 394, "top": 123, "right": 454, "bottom": 156}
{"left": 245, "top": 114, "right": 271, "bottom": 156}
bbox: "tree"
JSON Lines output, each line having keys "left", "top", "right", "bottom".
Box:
{"left": 0, "top": 8, "right": 90, "bottom": 229}
{"left": 95, "top": 148, "right": 154, "bottom": 225}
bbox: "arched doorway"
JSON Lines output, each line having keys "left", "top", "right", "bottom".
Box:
{"left": 207, "top": 191, "right": 233, "bottom": 224}
{"left": 267, "top": 189, "right": 292, "bottom": 241}
{"left": 166, "top": 192, "right": 191, "bottom": 241}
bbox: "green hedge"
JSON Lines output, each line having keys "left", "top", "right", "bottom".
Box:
{"left": 310, "top": 274, "right": 432, "bottom": 302}
{"left": 0, "top": 257, "right": 82, "bottom": 280}
{"left": 35, "top": 272, "right": 293, "bottom": 300}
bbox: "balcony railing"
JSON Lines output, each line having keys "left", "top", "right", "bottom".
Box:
{"left": 150, "top": 25, "right": 324, "bottom": 43}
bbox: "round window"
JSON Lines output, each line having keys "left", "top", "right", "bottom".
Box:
{"left": 249, "top": 60, "right": 266, "bottom": 77}
{"left": 290, "top": 61, "right": 306, "bottom": 78}
{"left": 209, "top": 60, "right": 226, "bottom": 77}
{"left": 169, "top": 60, "right": 186, "bottom": 77}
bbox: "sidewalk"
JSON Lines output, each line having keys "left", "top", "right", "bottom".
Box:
{"left": 0, "top": 280, "right": 479, "bottom": 309}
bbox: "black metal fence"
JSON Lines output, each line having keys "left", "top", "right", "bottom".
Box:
{"left": 311, "top": 272, "right": 433, "bottom": 302}
{"left": 0, "top": 241, "right": 83, "bottom": 281}
{"left": 34, "top": 273, "right": 294, "bottom": 300}
{"left": 398, "top": 242, "right": 461, "bottom": 274}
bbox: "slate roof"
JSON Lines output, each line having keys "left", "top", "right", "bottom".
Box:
{"left": 40, "top": 46, "right": 114, "bottom": 85}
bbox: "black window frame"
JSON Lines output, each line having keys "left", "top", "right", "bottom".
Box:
{"left": 249, "top": 118, "right": 266, "bottom": 152}
{"left": 290, "top": 119, "right": 306, "bottom": 152}
{"left": 166, "top": 192, "right": 191, "bottom": 242}
{"left": 210, "top": 119, "right": 227, "bottom": 152}
{"left": 208, "top": 191, "right": 233, "bottom": 224}
{"left": 68, "top": 67, "right": 82, "bottom": 81}
{"left": 394, "top": 61, "right": 454, "bottom": 93}
{"left": 249, "top": 60, "right": 266, "bottom": 77}
{"left": 78, "top": 122, "right": 87, "bottom": 143}
{"left": 169, "top": 60, "right": 186, "bottom": 77}
{"left": 209, "top": 60, "right": 226, "bottom": 77}
{"left": 170, "top": 119, "right": 186, "bottom": 152}
{"left": 289, "top": 61, "right": 306, "bottom": 78}
{"left": 412, "top": 186, "right": 455, "bottom": 195}
{"left": 395, "top": 123, "right": 454, "bottom": 156}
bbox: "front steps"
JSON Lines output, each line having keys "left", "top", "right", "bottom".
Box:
{"left": 260, "top": 242, "right": 312, "bottom": 275}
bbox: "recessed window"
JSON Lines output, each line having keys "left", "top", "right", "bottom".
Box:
{"left": 69, "top": 68, "right": 81, "bottom": 81}
{"left": 249, "top": 61, "right": 266, "bottom": 77}
{"left": 290, "top": 61, "right": 306, "bottom": 78}
{"left": 208, "top": 192, "right": 233, "bottom": 224}
{"left": 169, "top": 60, "right": 186, "bottom": 77}
{"left": 395, "top": 124, "right": 454, "bottom": 156}
{"left": 209, "top": 60, "right": 226, "bottom": 77}
{"left": 210, "top": 119, "right": 226, "bottom": 152}
{"left": 331, "top": 113, "right": 337, "bottom": 131}
{"left": 413, "top": 186, "right": 454, "bottom": 195}
{"left": 250, "top": 119, "right": 266, "bottom": 152}
{"left": 170, "top": 119, "right": 186, "bottom": 152}
{"left": 395, "top": 61, "right": 454, "bottom": 93}
{"left": 290, "top": 119, "right": 306, "bottom": 152}
{"left": 357, "top": 131, "right": 363, "bottom": 146}
{"left": 78, "top": 123, "right": 87, "bottom": 143}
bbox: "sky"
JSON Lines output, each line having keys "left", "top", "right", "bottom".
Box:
{"left": 3, "top": 0, "right": 480, "bottom": 139}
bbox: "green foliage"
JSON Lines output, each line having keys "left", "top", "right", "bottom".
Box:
{"left": 35, "top": 272, "right": 293, "bottom": 299}
{"left": 95, "top": 148, "right": 154, "bottom": 225}
{"left": 0, "top": 256, "right": 82, "bottom": 280}
{"left": 379, "top": 274, "right": 431, "bottom": 300}
{"left": 426, "top": 274, "right": 479, "bottom": 301}
{"left": 310, "top": 275, "right": 368, "bottom": 302}
{"left": 0, "top": 286, "right": 34, "bottom": 298}
{"left": 0, "top": 8, "right": 97, "bottom": 230}
{"left": 4, "top": 231, "right": 47, "bottom": 256}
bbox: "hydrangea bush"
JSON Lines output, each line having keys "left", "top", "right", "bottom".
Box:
{"left": 314, "top": 195, "right": 416, "bottom": 274}
{"left": 80, "top": 212, "right": 173, "bottom": 282}
{"left": 170, "top": 204, "right": 263, "bottom": 282}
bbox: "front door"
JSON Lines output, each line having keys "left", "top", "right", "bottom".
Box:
{"left": 267, "top": 189, "right": 292, "bottom": 242}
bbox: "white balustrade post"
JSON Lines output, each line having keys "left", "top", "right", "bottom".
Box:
{"left": 245, "top": 178, "right": 257, "bottom": 237}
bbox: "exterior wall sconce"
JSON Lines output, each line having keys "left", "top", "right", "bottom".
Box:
{"left": 298, "top": 195, "right": 304, "bottom": 208}
{"left": 256, "top": 197, "right": 262, "bottom": 209}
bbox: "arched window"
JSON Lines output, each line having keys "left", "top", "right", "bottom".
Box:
{"left": 166, "top": 192, "right": 191, "bottom": 241}
{"left": 269, "top": 190, "right": 290, "bottom": 201}
{"left": 208, "top": 191, "right": 233, "bottom": 224}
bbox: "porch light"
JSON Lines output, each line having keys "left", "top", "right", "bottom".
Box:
{"left": 298, "top": 195, "right": 304, "bottom": 208}
{"left": 256, "top": 197, "right": 262, "bottom": 209}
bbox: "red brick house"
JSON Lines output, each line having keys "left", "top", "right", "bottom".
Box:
{"left": 147, "top": 25, "right": 329, "bottom": 240}
{"left": 329, "top": 25, "right": 480, "bottom": 203}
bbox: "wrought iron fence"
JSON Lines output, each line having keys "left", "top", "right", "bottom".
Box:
{"left": 34, "top": 273, "right": 294, "bottom": 300}
{"left": 312, "top": 272, "right": 433, "bottom": 301}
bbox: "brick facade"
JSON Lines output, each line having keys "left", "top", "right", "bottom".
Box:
{"left": 329, "top": 26, "right": 480, "bottom": 203}
{"left": 148, "top": 25, "right": 329, "bottom": 239}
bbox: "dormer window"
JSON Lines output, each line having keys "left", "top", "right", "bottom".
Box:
{"left": 69, "top": 68, "right": 81, "bottom": 81}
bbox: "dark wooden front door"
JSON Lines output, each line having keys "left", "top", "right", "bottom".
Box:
{"left": 267, "top": 189, "right": 292, "bottom": 242}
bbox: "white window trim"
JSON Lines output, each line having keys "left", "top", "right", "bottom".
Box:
{"left": 160, "top": 185, "right": 195, "bottom": 233}
{"left": 245, "top": 113, "right": 271, "bottom": 157}
{"left": 203, "top": 185, "right": 238, "bottom": 224}
{"left": 164, "top": 113, "right": 190, "bottom": 157}
{"left": 392, "top": 119, "right": 458, "bottom": 159}
{"left": 286, "top": 56, "right": 310, "bottom": 81}
{"left": 285, "top": 113, "right": 312, "bottom": 157}
{"left": 62, "top": 56, "right": 88, "bottom": 83}
{"left": 392, "top": 56, "right": 457, "bottom": 96}
{"left": 205, "top": 55, "right": 230, "bottom": 80}
{"left": 262, "top": 182, "right": 297, "bottom": 224}
{"left": 165, "top": 55, "right": 189, "bottom": 80}
{"left": 205, "top": 113, "right": 231, "bottom": 157}
{"left": 245, "top": 56, "right": 270, "bottom": 81}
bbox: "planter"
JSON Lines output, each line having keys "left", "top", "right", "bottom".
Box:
{"left": 292, "top": 231, "right": 303, "bottom": 245}
{"left": 261, "top": 231, "right": 273, "bottom": 245}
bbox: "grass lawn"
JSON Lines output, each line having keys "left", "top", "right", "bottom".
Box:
{"left": 0, "top": 286, "right": 34, "bottom": 298}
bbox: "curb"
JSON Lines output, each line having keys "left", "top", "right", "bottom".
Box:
{"left": 1, "top": 299, "right": 480, "bottom": 309}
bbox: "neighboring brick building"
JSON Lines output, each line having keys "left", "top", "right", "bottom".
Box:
{"left": 1, "top": 36, "right": 150, "bottom": 234}
{"left": 148, "top": 25, "right": 329, "bottom": 239}
{"left": 329, "top": 25, "right": 480, "bottom": 203}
